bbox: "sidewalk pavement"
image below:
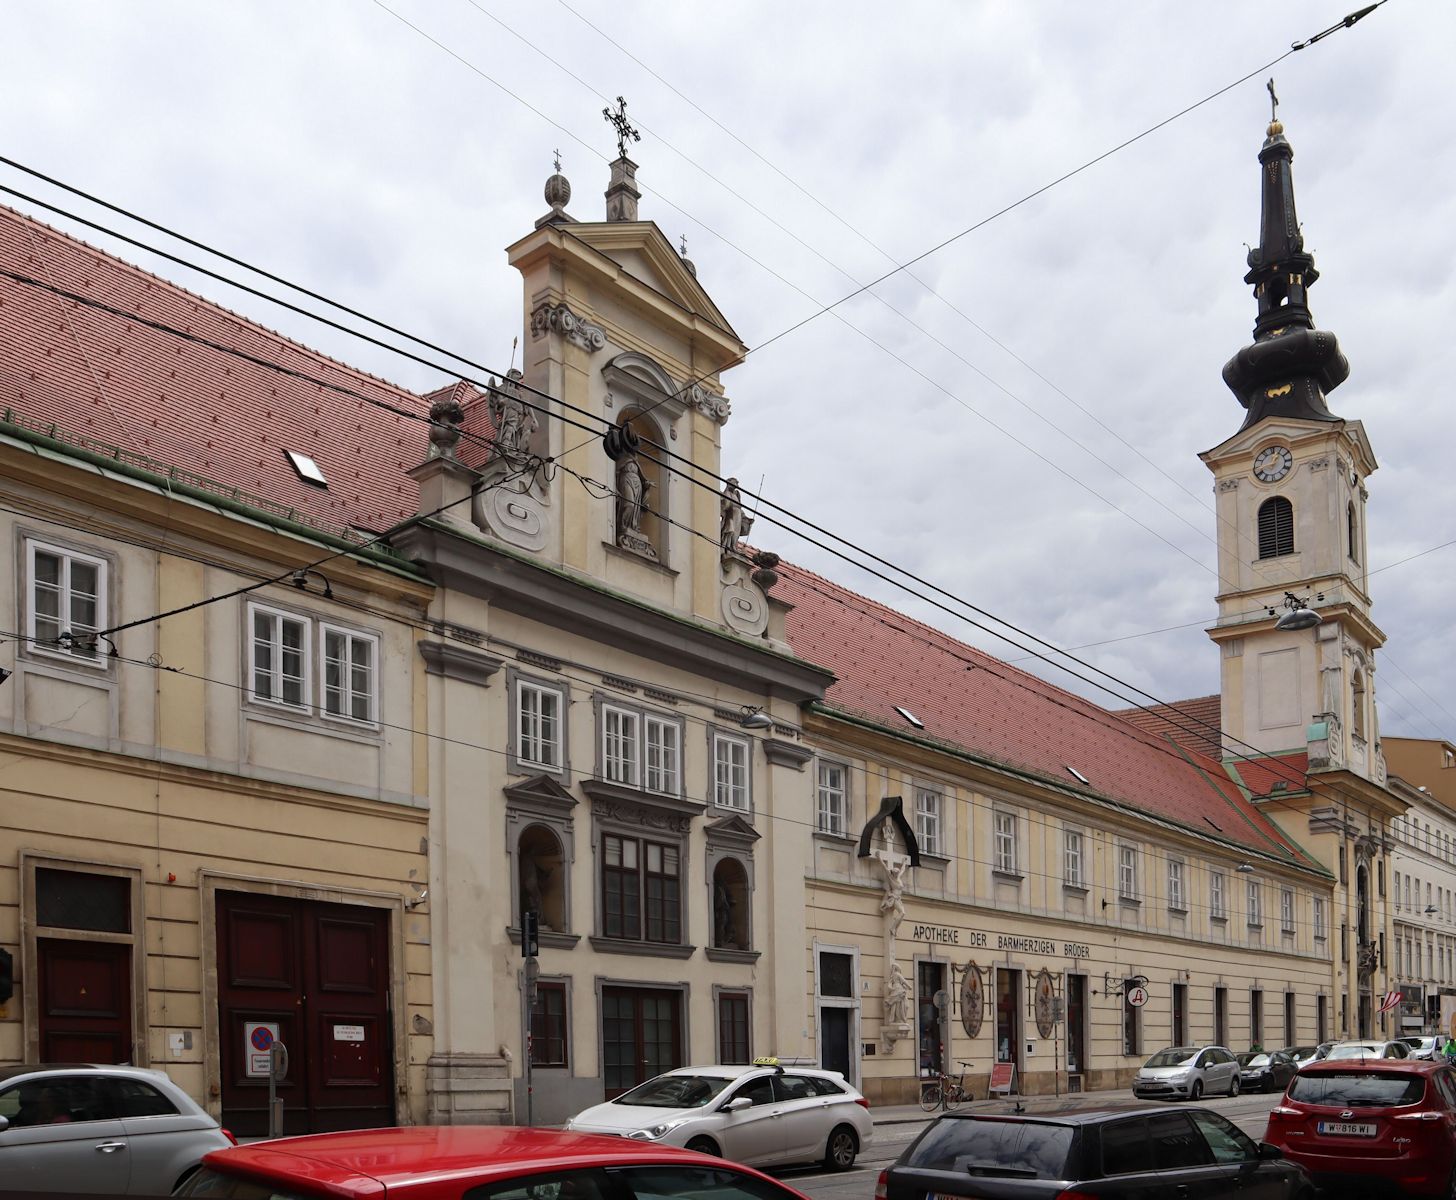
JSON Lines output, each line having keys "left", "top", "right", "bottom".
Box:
{"left": 871, "top": 1083, "right": 1133, "bottom": 1127}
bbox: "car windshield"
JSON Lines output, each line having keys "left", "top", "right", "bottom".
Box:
{"left": 906, "top": 1118, "right": 1074, "bottom": 1179}
{"left": 1288, "top": 1072, "right": 1425, "bottom": 1107}
{"left": 1238, "top": 1054, "right": 1270, "bottom": 1067}
{"left": 612, "top": 1075, "right": 735, "bottom": 1109}
{"left": 1326, "top": 1044, "right": 1383, "bottom": 1060}
{"left": 1144, "top": 1049, "right": 1198, "bottom": 1068}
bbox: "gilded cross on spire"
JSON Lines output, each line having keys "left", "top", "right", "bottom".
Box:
{"left": 602, "top": 96, "right": 641, "bottom": 159}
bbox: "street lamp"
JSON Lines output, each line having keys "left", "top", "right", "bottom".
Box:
{"left": 1270, "top": 591, "right": 1324, "bottom": 632}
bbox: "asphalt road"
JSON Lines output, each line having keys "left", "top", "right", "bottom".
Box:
{"left": 776, "top": 1090, "right": 1283, "bottom": 1200}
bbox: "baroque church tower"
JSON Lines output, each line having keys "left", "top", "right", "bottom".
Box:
{"left": 1200, "top": 99, "right": 1400, "bottom": 1036}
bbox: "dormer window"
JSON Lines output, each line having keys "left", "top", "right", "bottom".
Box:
{"left": 1257, "top": 496, "right": 1294, "bottom": 559}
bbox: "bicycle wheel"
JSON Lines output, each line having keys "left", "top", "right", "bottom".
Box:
{"left": 944, "top": 1084, "right": 970, "bottom": 1110}
{"left": 918, "top": 1081, "right": 943, "bottom": 1111}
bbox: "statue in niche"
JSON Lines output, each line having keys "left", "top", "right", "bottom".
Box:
{"left": 521, "top": 856, "right": 553, "bottom": 931}
{"left": 719, "top": 478, "right": 753, "bottom": 557}
{"left": 884, "top": 961, "right": 912, "bottom": 1028}
{"left": 713, "top": 878, "right": 737, "bottom": 948}
{"left": 616, "top": 454, "right": 657, "bottom": 559}
{"left": 489, "top": 370, "right": 536, "bottom": 462}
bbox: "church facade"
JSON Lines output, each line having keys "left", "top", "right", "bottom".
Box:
{"left": 0, "top": 99, "right": 1415, "bottom": 1126}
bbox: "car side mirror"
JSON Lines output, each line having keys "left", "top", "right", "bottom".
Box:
{"left": 0, "top": 1115, "right": 8, "bottom": 1133}
{"left": 725, "top": 1097, "right": 753, "bottom": 1112}
{"left": 1257, "top": 1142, "right": 1283, "bottom": 1161}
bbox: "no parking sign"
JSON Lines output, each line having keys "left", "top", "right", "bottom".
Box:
{"left": 245, "top": 1021, "right": 280, "bottom": 1078}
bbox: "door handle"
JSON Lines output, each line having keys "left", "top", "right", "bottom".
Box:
{"left": 94, "top": 1142, "right": 126, "bottom": 1153}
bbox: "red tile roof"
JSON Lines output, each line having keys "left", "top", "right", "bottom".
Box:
{"left": 0, "top": 204, "right": 430, "bottom": 535}
{"left": 0, "top": 203, "right": 1319, "bottom": 870}
{"left": 777, "top": 561, "right": 1316, "bottom": 867}
{"left": 1115, "top": 695, "right": 1225, "bottom": 760}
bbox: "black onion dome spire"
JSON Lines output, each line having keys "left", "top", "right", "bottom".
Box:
{"left": 1222, "top": 93, "right": 1348, "bottom": 429}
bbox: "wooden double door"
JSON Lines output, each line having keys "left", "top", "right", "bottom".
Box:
{"left": 601, "top": 986, "right": 683, "bottom": 1098}
{"left": 216, "top": 891, "right": 394, "bottom": 1136}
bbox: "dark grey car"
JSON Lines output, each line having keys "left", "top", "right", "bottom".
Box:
{"left": 878, "top": 1105, "right": 1314, "bottom": 1200}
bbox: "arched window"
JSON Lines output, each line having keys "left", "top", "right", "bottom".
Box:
{"left": 1257, "top": 496, "right": 1295, "bottom": 559}
{"left": 518, "top": 824, "right": 566, "bottom": 932}
{"left": 711, "top": 858, "right": 751, "bottom": 951}
{"left": 1347, "top": 502, "right": 1360, "bottom": 563}
{"left": 1351, "top": 671, "right": 1367, "bottom": 742}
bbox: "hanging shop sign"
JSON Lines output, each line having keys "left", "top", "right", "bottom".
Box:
{"left": 961, "top": 962, "right": 985, "bottom": 1039}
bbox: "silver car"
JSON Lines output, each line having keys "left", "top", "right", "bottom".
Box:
{"left": 1324, "top": 1039, "right": 1411, "bottom": 1061}
{"left": 1401, "top": 1035, "right": 1441, "bottom": 1061}
{"left": 0, "top": 1064, "right": 233, "bottom": 1193}
{"left": 565, "top": 1063, "right": 873, "bottom": 1170}
{"left": 1131, "top": 1045, "right": 1240, "bottom": 1100}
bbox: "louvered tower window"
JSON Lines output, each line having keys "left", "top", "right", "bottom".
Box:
{"left": 1257, "top": 496, "right": 1294, "bottom": 559}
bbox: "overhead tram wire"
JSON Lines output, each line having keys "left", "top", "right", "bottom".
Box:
{"left": 0, "top": 245, "right": 1409, "bottom": 799}
{"left": 0, "top": 622, "right": 1328, "bottom": 910}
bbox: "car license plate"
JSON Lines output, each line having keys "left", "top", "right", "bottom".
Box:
{"left": 1317, "top": 1121, "right": 1377, "bottom": 1137}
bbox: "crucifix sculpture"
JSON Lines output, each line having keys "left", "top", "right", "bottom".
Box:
{"left": 602, "top": 95, "right": 641, "bottom": 158}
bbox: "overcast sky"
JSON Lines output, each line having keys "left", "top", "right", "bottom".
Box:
{"left": 7, "top": 0, "right": 1454, "bottom": 742}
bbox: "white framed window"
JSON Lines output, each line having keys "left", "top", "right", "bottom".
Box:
{"left": 1247, "top": 880, "right": 1263, "bottom": 927}
{"left": 817, "top": 762, "right": 847, "bottom": 837}
{"left": 994, "top": 811, "right": 1018, "bottom": 875}
{"left": 915, "top": 789, "right": 942, "bottom": 857}
{"left": 25, "top": 539, "right": 107, "bottom": 666}
{"left": 1167, "top": 859, "right": 1185, "bottom": 911}
{"left": 1281, "top": 887, "right": 1295, "bottom": 933}
{"left": 1117, "top": 844, "right": 1138, "bottom": 900}
{"left": 1313, "top": 896, "right": 1326, "bottom": 941}
{"left": 644, "top": 715, "right": 680, "bottom": 796}
{"left": 1395, "top": 871, "right": 1402, "bottom": 910}
{"left": 1063, "top": 828, "right": 1084, "bottom": 888}
{"left": 602, "top": 706, "right": 641, "bottom": 785}
{"left": 1211, "top": 870, "right": 1227, "bottom": 920}
{"left": 248, "top": 603, "right": 310, "bottom": 709}
{"left": 516, "top": 680, "right": 563, "bottom": 769}
{"left": 320, "top": 624, "right": 378, "bottom": 724}
{"left": 713, "top": 733, "right": 750, "bottom": 811}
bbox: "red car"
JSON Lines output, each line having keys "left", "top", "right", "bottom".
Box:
{"left": 1264, "top": 1057, "right": 1456, "bottom": 1196}
{"left": 174, "top": 1126, "right": 818, "bottom": 1200}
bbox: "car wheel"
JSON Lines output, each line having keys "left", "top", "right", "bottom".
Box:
{"left": 823, "top": 1125, "right": 858, "bottom": 1172}
{"left": 686, "top": 1136, "right": 721, "bottom": 1157}
{"left": 1228, "top": 1075, "right": 1240, "bottom": 1097}
{"left": 1189, "top": 1079, "right": 1203, "bottom": 1101}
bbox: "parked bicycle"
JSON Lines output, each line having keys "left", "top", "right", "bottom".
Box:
{"left": 919, "top": 1060, "right": 975, "bottom": 1111}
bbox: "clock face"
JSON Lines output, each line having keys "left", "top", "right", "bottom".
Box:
{"left": 1253, "top": 445, "right": 1293, "bottom": 483}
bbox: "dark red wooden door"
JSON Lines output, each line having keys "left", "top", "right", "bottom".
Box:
{"left": 216, "top": 892, "right": 393, "bottom": 1135}
{"left": 37, "top": 938, "right": 132, "bottom": 1063}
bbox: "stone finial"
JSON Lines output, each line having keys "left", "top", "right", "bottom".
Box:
{"left": 536, "top": 149, "right": 576, "bottom": 228}
{"left": 606, "top": 157, "right": 640, "bottom": 223}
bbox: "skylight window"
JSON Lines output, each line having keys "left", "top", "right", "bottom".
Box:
{"left": 893, "top": 705, "right": 924, "bottom": 730}
{"left": 1066, "top": 766, "right": 1090, "bottom": 785}
{"left": 285, "top": 450, "right": 328, "bottom": 488}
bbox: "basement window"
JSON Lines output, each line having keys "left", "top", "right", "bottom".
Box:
{"left": 893, "top": 705, "right": 924, "bottom": 730}
{"left": 285, "top": 449, "right": 328, "bottom": 488}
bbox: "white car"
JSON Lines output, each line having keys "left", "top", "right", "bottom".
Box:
{"left": 565, "top": 1063, "right": 872, "bottom": 1170}
{"left": 0, "top": 1064, "right": 234, "bottom": 1194}
{"left": 1323, "top": 1039, "right": 1411, "bottom": 1061}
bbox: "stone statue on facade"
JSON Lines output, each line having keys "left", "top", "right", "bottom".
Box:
{"left": 522, "top": 857, "right": 552, "bottom": 931}
{"left": 884, "top": 961, "right": 912, "bottom": 1028}
{"left": 877, "top": 853, "right": 908, "bottom": 942}
{"left": 719, "top": 478, "right": 753, "bottom": 557}
{"left": 714, "top": 879, "right": 736, "bottom": 949}
{"left": 616, "top": 455, "right": 658, "bottom": 560}
{"left": 489, "top": 369, "right": 536, "bottom": 463}
{"left": 428, "top": 392, "right": 464, "bottom": 458}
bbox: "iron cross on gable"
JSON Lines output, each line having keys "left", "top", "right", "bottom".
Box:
{"left": 603, "top": 96, "right": 641, "bottom": 158}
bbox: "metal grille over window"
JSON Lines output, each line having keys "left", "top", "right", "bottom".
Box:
{"left": 36, "top": 868, "right": 130, "bottom": 933}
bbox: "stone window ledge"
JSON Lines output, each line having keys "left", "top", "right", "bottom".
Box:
{"left": 1062, "top": 883, "right": 1089, "bottom": 896}
{"left": 992, "top": 870, "right": 1024, "bottom": 884}
{"left": 589, "top": 936, "right": 696, "bottom": 960}
{"left": 507, "top": 927, "right": 580, "bottom": 950}
{"left": 705, "top": 948, "right": 761, "bottom": 964}
{"left": 1167, "top": 906, "right": 1189, "bottom": 917}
